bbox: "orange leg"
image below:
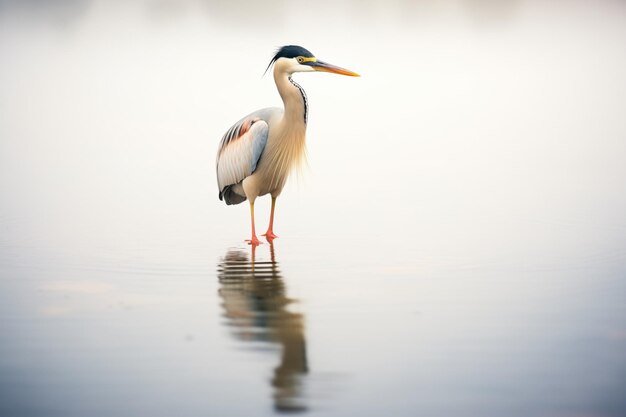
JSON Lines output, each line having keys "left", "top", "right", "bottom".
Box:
{"left": 246, "top": 200, "right": 261, "bottom": 246}
{"left": 263, "top": 197, "right": 279, "bottom": 241}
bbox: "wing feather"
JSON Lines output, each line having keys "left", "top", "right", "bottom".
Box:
{"left": 216, "top": 116, "right": 269, "bottom": 196}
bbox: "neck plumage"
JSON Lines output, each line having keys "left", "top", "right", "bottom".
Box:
{"left": 274, "top": 70, "right": 308, "bottom": 126}
{"left": 265, "top": 69, "right": 308, "bottom": 190}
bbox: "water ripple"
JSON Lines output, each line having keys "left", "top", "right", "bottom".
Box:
{"left": 217, "top": 243, "right": 308, "bottom": 413}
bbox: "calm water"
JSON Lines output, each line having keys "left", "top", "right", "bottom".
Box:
{"left": 1, "top": 1, "right": 626, "bottom": 416}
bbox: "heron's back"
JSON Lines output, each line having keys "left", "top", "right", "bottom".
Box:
{"left": 216, "top": 107, "right": 285, "bottom": 205}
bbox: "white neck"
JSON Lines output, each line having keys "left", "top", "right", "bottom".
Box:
{"left": 274, "top": 68, "right": 308, "bottom": 126}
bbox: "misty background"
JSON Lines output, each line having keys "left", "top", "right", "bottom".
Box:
{"left": 1, "top": 1, "right": 625, "bottom": 416}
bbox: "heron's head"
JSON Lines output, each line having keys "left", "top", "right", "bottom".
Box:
{"left": 265, "top": 45, "right": 359, "bottom": 77}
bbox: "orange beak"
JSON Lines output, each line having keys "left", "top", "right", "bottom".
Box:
{"left": 310, "top": 60, "right": 360, "bottom": 77}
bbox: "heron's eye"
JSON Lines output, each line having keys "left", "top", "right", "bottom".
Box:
{"left": 296, "top": 57, "right": 304, "bottom": 63}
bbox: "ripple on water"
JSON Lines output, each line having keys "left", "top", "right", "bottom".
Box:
{"left": 217, "top": 244, "right": 308, "bottom": 413}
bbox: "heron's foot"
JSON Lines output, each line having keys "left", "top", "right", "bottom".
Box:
{"left": 262, "top": 231, "right": 279, "bottom": 241}
{"left": 246, "top": 236, "right": 262, "bottom": 246}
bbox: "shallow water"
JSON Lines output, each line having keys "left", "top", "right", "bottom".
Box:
{"left": 1, "top": 1, "right": 626, "bottom": 416}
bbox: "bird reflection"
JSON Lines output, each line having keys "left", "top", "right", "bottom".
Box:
{"left": 217, "top": 242, "right": 308, "bottom": 412}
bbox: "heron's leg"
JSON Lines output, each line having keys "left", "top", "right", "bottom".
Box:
{"left": 263, "top": 196, "right": 279, "bottom": 241}
{"left": 247, "top": 200, "right": 261, "bottom": 246}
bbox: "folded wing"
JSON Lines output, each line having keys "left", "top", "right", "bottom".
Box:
{"left": 216, "top": 115, "right": 269, "bottom": 201}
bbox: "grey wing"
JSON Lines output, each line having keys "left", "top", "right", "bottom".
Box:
{"left": 216, "top": 108, "right": 281, "bottom": 201}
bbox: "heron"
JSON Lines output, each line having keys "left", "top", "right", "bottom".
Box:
{"left": 216, "top": 45, "right": 359, "bottom": 245}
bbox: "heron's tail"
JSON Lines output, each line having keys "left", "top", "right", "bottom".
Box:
{"left": 219, "top": 185, "right": 247, "bottom": 205}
